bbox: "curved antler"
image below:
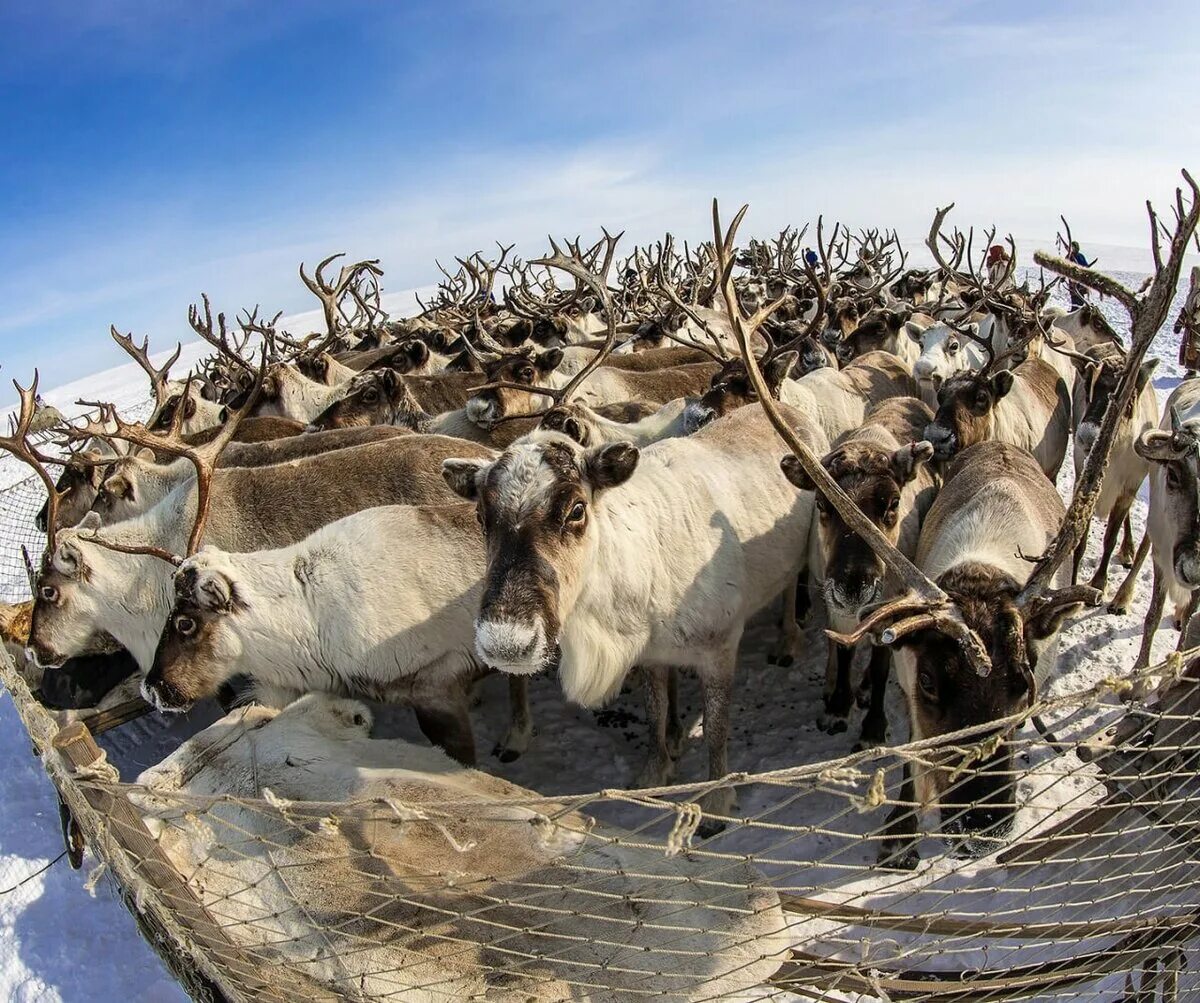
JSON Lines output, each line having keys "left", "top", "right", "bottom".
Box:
{"left": 110, "top": 327, "right": 181, "bottom": 411}
{"left": 712, "top": 198, "right": 994, "bottom": 676}
{"left": 0, "top": 373, "right": 66, "bottom": 551}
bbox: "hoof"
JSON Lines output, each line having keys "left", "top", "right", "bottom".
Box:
{"left": 853, "top": 731, "right": 886, "bottom": 753}
{"left": 492, "top": 744, "right": 522, "bottom": 764}
{"left": 1107, "top": 599, "right": 1130, "bottom": 616}
{"left": 877, "top": 840, "right": 920, "bottom": 871}
{"left": 818, "top": 714, "right": 848, "bottom": 735}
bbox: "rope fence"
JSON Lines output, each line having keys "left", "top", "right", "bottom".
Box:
{"left": 2, "top": 632, "right": 1197, "bottom": 1002}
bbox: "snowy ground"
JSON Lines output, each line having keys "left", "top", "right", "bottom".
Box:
{"left": 0, "top": 268, "right": 1195, "bottom": 1000}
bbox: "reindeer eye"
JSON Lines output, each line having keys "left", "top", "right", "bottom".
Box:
{"left": 519, "top": 367, "right": 535, "bottom": 382}
{"left": 174, "top": 615, "right": 197, "bottom": 637}
{"left": 362, "top": 388, "right": 379, "bottom": 403}
{"left": 566, "top": 501, "right": 586, "bottom": 524}
{"left": 946, "top": 339, "right": 959, "bottom": 353}
{"left": 918, "top": 669, "right": 937, "bottom": 700}
{"left": 39, "top": 585, "right": 59, "bottom": 603}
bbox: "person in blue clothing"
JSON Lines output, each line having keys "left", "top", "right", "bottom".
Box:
{"left": 804, "top": 248, "right": 819, "bottom": 268}
{"left": 1066, "top": 239, "right": 1097, "bottom": 309}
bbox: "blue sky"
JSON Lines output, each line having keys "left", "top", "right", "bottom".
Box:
{"left": 1, "top": 0, "right": 1198, "bottom": 387}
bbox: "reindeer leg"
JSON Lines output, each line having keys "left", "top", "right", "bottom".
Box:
{"left": 878, "top": 763, "right": 920, "bottom": 871}
{"left": 414, "top": 682, "right": 476, "bottom": 766}
{"left": 1119, "top": 513, "right": 1136, "bottom": 566}
{"left": 1089, "top": 499, "right": 1132, "bottom": 597}
{"left": 1175, "top": 589, "right": 1200, "bottom": 648}
{"left": 1133, "top": 564, "right": 1166, "bottom": 673}
{"left": 768, "top": 579, "right": 800, "bottom": 667}
{"left": 697, "top": 653, "right": 738, "bottom": 837}
{"left": 854, "top": 647, "right": 890, "bottom": 750}
{"left": 634, "top": 665, "right": 679, "bottom": 789}
{"left": 666, "top": 666, "right": 684, "bottom": 757}
{"left": 493, "top": 675, "right": 533, "bottom": 764}
{"left": 819, "top": 641, "right": 853, "bottom": 734}
{"left": 1109, "top": 528, "right": 1151, "bottom": 615}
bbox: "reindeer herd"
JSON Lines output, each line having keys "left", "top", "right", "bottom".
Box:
{"left": 4, "top": 173, "right": 1200, "bottom": 891}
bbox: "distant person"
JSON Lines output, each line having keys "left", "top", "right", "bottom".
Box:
{"left": 804, "top": 248, "right": 819, "bottom": 269}
{"left": 1066, "top": 239, "right": 1097, "bottom": 309}
{"left": 986, "top": 244, "right": 1011, "bottom": 285}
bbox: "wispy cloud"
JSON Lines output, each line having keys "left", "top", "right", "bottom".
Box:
{"left": 1, "top": 0, "right": 1197, "bottom": 386}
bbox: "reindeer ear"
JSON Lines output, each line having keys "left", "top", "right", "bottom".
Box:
{"left": 1026, "top": 599, "right": 1085, "bottom": 642}
{"left": 779, "top": 454, "right": 816, "bottom": 491}
{"left": 540, "top": 409, "right": 587, "bottom": 445}
{"left": 585, "top": 442, "right": 638, "bottom": 490}
{"left": 1137, "top": 358, "right": 1159, "bottom": 392}
{"left": 990, "top": 370, "right": 1016, "bottom": 398}
{"left": 183, "top": 397, "right": 198, "bottom": 419}
{"left": 891, "top": 441, "right": 934, "bottom": 483}
{"left": 536, "top": 348, "right": 564, "bottom": 373}
{"left": 764, "top": 351, "right": 798, "bottom": 392}
{"left": 379, "top": 368, "right": 400, "bottom": 393}
{"left": 53, "top": 539, "right": 83, "bottom": 577}
{"left": 106, "top": 474, "right": 134, "bottom": 501}
{"left": 313, "top": 354, "right": 331, "bottom": 381}
{"left": 78, "top": 511, "right": 102, "bottom": 532}
{"left": 404, "top": 340, "right": 430, "bottom": 370}
{"left": 193, "top": 568, "right": 233, "bottom": 612}
{"left": 441, "top": 458, "right": 489, "bottom": 501}
{"left": 905, "top": 321, "right": 925, "bottom": 343}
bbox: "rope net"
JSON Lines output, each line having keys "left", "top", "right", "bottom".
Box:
{"left": 5, "top": 637, "right": 1198, "bottom": 1003}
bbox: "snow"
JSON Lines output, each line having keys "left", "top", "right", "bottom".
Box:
{"left": 0, "top": 269, "right": 1195, "bottom": 1000}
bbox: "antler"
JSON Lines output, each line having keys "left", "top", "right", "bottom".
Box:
{"left": 188, "top": 294, "right": 257, "bottom": 377}
{"left": 0, "top": 373, "right": 66, "bottom": 551}
{"left": 72, "top": 347, "right": 270, "bottom": 556}
{"left": 299, "top": 253, "right": 384, "bottom": 347}
{"left": 712, "top": 199, "right": 994, "bottom": 676}
{"left": 110, "top": 327, "right": 181, "bottom": 411}
{"left": 471, "top": 229, "right": 626, "bottom": 418}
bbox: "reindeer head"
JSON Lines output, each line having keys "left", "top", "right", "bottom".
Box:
{"left": 1137, "top": 407, "right": 1200, "bottom": 589}
{"left": 683, "top": 353, "right": 796, "bottom": 433}
{"left": 837, "top": 306, "right": 912, "bottom": 364}
{"left": 307, "top": 369, "right": 412, "bottom": 430}
{"left": 1075, "top": 354, "right": 1157, "bottom": 458}
{"left": 442, "top": 433, "right": 638, "bottom": 676}
{"left": 924, "top": 370, "right": 1015, "bottom": 461}
{"left": 36, "top": 456, "right": 107, "bottom": 533}
{"left": 89, "top": 449, "right": 162, "bottom": 523}
{"left": 145, "top": 552, "right": 247, "bottom": 712}
{"left": 27, "top": 517, "right": 127, "bottom": 669}
{"left": 886, "top": 561, "right": 1081, "bottom": 852}
{"left": 820, "top": 296, "right": 866, "bottom": 350}
{"left": 464, "top": 349, "right": 564, "bottom": 428}
{"left": 782, "top": 439, "right": 933, "bottom": 617}
{"left": 912, "top": 321, "right": 983, "bottom": 399}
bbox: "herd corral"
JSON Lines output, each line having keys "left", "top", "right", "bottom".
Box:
{"left": 2, "top": 175, "right": 1200, "bottom": 1001}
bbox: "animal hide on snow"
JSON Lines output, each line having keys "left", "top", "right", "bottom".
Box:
{"left": 134, "top": 694, "right": 790, "bottom": 1001}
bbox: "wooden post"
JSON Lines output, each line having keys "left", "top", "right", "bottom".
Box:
{"left": 52, "top": 721, "right": 333, "bottom": 1003}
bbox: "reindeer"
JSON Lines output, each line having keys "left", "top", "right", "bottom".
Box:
{"left": 142, "top": 501, "right": 492, "bottom": 764}
{"left": 91, "top": 424, "right": 408, "bottom": 524}
{"left": 443, "top": 221, "right": 826, "bottom": 826}
{"left": 1070, "top": 347, "right": 1159, "bottom": 598}
{"left": 686, "top": 349, "right": 917, "bottom": 444}
{"left": 781, "top": 397, "right": 938, "bottom": 747}
{"left": 924, "top": 352, "right": 1072, "bottom": 479}
{"left": 1133, "top": 379, "right": 1200, "bottom": 669}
